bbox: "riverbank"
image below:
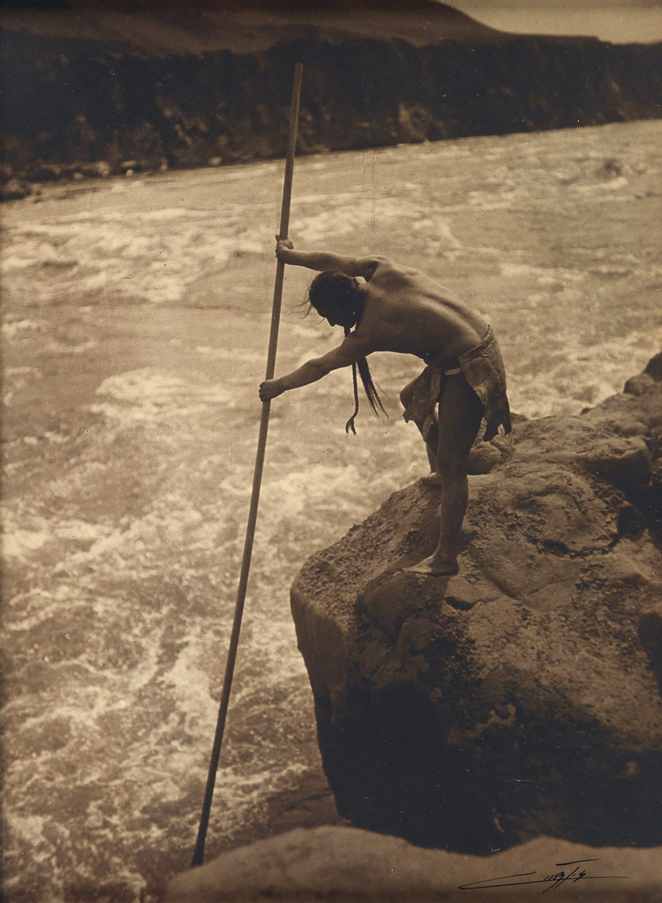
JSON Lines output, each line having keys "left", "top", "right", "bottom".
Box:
{"left": 2, "top": 4, "right": 661, "bottom": 201}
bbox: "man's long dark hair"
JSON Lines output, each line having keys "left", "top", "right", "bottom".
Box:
{"left": 307, "top": 271, "right": 386, "bottom": 434}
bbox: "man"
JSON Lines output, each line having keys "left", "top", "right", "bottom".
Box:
{"left": 259, "top": 238, "right": 511, "bottom": 576}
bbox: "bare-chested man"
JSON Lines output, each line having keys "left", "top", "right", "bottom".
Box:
{"left": 259, "top": 239, "right": 511, "bottom": 576}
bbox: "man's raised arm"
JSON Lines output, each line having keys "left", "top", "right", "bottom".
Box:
{"left": 275, "top": 238, "right": 382, "bottom": 280}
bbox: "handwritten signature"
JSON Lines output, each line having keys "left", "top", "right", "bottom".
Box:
{"left": 459, "top": 858, "right": 628, "bottom": 894}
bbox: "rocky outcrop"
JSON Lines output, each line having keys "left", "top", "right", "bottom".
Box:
{"left": 1, "top": 16, "right": 661, "bottom": 192}
{"left": 290, "top": 354, "right": 662, "bottom": 854}
{"left": 166, "top": 826, "right": 662, "bottom": 902}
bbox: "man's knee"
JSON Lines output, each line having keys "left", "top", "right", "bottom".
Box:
{"left": 437, "top": 450, "right": 470, "bottom": 480}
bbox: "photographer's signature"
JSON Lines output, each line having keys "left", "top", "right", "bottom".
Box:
{"left": 459, "top": 858, "right": 628, "bottom": 894}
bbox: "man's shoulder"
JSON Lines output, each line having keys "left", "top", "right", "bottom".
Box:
{"left": 369, "top": 258, "right": 424, "bottom": 286}
{"left": 354, "top": 255, "right": 392, "bottom": 280}
{"left": 369, "top": 255, "right": 401, "bottom": 270}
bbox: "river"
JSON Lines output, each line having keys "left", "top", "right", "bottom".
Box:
{"left": 2, "top": 118, "right": 661, "bottom": 902}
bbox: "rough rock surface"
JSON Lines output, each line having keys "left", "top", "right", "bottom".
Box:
{"left": 290, "top": 354, "right": 662, "bottom": 853}
{"left": 166, "top": 825, "right": 662, "bottom": 902}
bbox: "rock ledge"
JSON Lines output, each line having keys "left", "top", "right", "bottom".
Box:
{"left": 290, "top": 354, "right": 662, "bottom": 852}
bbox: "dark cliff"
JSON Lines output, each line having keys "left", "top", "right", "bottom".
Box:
{"left": 1, "top": 3, "right": 661, "bottom": 187}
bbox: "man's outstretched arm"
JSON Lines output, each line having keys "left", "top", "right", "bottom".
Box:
{"left": 275, "top": 238, "right": 384, "bottom": 280}
{"left": 259, "top": 332, "right": 372, "bottom": 401}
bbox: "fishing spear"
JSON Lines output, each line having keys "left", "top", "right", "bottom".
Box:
{"left": 191, "top": 61, "right": 304, "bottom": 868}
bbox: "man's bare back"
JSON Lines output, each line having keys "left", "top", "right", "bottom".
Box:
{"left": 355, "top": 258, "right": 489, "bottom": 362}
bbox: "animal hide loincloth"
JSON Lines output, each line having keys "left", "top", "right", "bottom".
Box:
{"left": 402, "top": 326, "right": 512, "bottom": 442}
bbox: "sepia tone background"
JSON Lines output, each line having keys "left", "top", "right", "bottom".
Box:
{"left": 2, "top": 1, "right": 662, "bottom": 900}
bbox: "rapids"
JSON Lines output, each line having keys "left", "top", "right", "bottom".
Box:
{"left": 2, "top": 119, "right": 661, "bottom": 902}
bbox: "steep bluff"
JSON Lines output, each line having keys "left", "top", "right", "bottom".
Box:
{"left": 2, "top": 25, "right": 661, "bottom": 189}
{"left": 290, "top": 354, "right": 662, "bottom": 853}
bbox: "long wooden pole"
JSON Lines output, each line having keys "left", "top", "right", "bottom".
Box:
{"left": 191, "top": 62, "right": 304, "bottom": 869}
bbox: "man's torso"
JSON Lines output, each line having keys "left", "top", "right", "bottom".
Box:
{"left": 357, "top": 260, "right": 489, "bottom": 361}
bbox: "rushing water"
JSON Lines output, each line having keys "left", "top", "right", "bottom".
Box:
{"left": 2, "top": 119, "right": 662, "bottom": 902}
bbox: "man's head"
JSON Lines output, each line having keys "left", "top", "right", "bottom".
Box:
{"left": 307, "top": 271, "right": 364, "bottom": 330}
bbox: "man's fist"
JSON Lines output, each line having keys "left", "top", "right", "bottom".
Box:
{"left": 275, "top": 237, "right": 294, "bottom": 259}
{"left": 259, "top": 379, "right": 284, "bottom": 402}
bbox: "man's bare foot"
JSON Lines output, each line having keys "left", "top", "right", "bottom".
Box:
{"left": 406, "top": 554, "right": 459, "bottom": 577}
{"left": 421, "top": 473, "right": 443, "bottom": 487}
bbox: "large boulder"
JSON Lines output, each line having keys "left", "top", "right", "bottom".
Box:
{"left": 166, "top": 825, "right": 662, "bottom": 902}
{"left": 290, "top": 353, "right": 662, "bottom": 854}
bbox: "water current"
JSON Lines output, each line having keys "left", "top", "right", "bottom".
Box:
{"left": 2, "top": 119, "right": 661, "bottom": 902}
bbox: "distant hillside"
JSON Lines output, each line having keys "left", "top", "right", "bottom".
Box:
{"left": 1, "top": 1, "right": 661, "bottom": 196}
{"left": 0, "top": 0, "right": 506, "bottom": 54}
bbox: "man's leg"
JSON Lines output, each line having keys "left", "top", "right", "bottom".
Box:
{"left": 400, "top": 377, "right": 440, "bottom": 479}
{"left": 408, "top": 374, "right": 483, "bottom": 576}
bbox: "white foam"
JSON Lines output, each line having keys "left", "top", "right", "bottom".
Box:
{"left": 577, "top": 176, "right": 629, "bottom": 194}
{"left": 96, "top": 369, "right": 187, "bottom": 404}
{"left": 139, "top": 207, "right": 202, "bottom": 221}
{"left": 90, "top": 368, "right": 236, "bottom": 429}
{"left": 1, "top": 254, "right": 36, "bottom": 272}
{"left": 2, "top": 206, "right": 279, "bottom": 307}
{"left": 4, "top": 813, "right": 45, "bottom": 847}
{"left": 5, "top": 362, "right": 41, "bottom": 375}
{"left": 161, "top": 639, "right": 222, "bottom": 725}
{"left": 3, "top": 529, "right": 50, "bottom": 557}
